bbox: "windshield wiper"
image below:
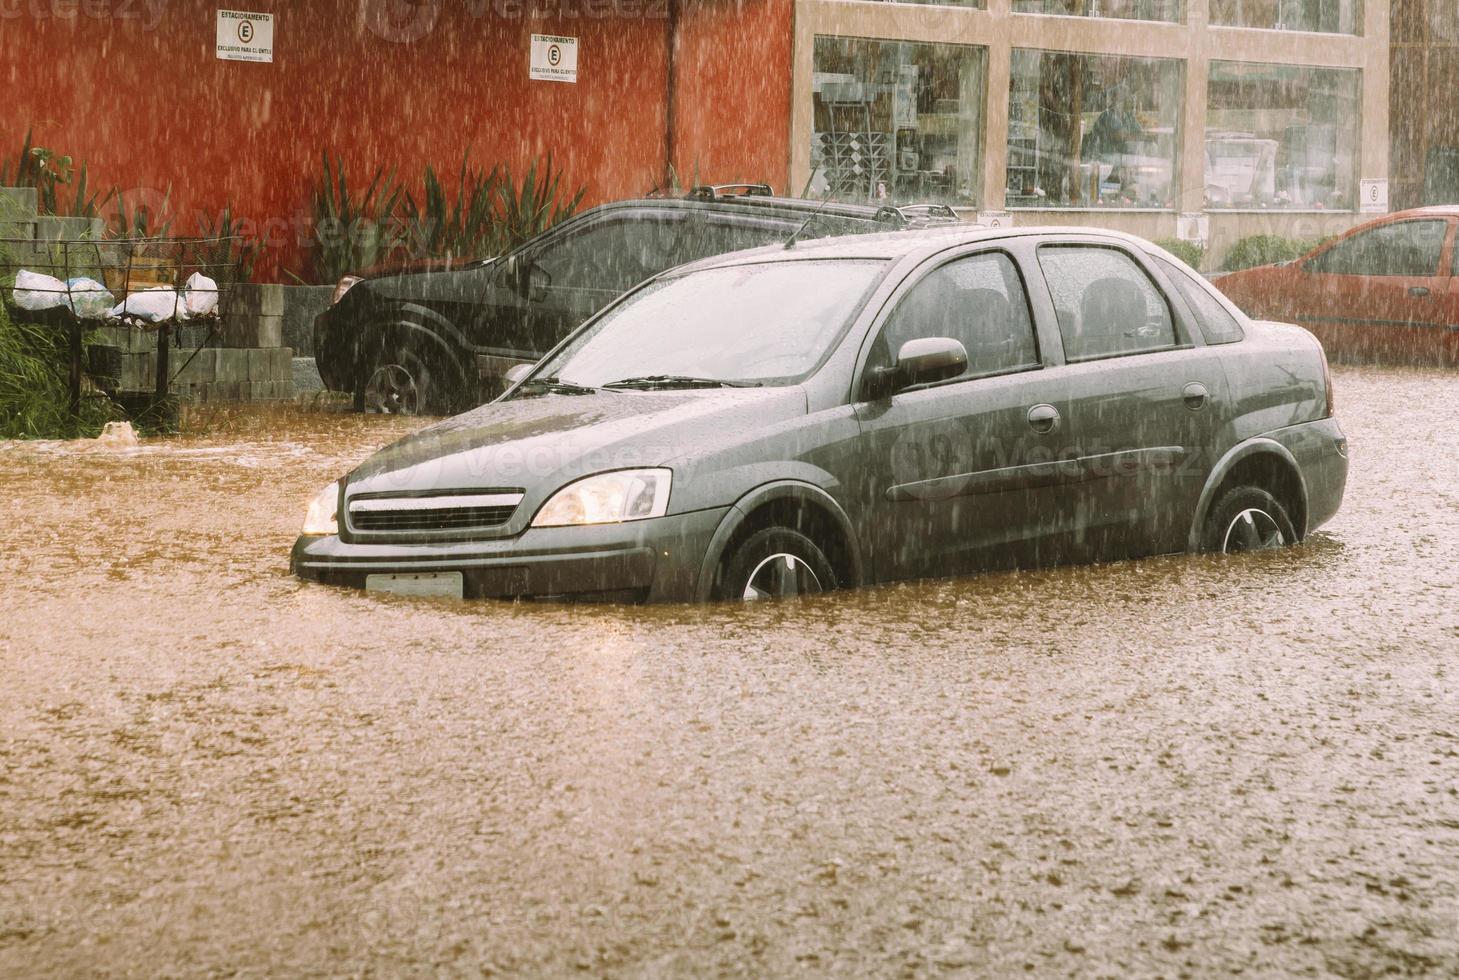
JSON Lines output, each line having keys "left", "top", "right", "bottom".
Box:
{"left": 601, "top": 374, "right": 761, "bottom": 390}
{"left": 519, "top": 376, "right": 597, "bottom": 396}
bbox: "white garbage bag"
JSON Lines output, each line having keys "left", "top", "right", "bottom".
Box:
{"left": 12, "top": 270, "right": 70, "bottom": 311}
{"left": 64, "top": 277, "right": 115, "bottom": 319}
{"left": 182, "top": 272, "right": 219, "bottom": 318}
{"left": 108, "top": 286, "right": 183, "bottom": 324}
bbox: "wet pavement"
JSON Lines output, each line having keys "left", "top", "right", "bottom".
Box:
{"left": 2, "top": 366, "right": 1457, "bottom": 978}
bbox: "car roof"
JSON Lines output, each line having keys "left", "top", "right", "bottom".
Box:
{"left": 590, "top": 193, "right": 927, "bottom": 223}
{"left": 668, "top": 224, "right": 1158, "bottom": 274}
{"left": 1384, "top": 205, "right": 1459, "bottom": 219}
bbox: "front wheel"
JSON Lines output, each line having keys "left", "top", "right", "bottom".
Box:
{"left": 1201, "top": 486, "right": 1297, "bottom": 555}
{"left": 715, "top": 527, "right": 837, "bottom": 601}
{"left": 355, "top": 338, "right": 463, "bottom": 416}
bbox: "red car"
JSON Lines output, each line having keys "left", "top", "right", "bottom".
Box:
{"left": 1215, "top": 207, "right": 1459, "bottom": 367}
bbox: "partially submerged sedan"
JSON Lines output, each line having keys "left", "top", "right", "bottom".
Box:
{"left": 292, "top": 227, "right": 1348, "bottom": 602}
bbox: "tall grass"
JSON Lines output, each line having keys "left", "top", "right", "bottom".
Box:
{"left": 0, "top": 303, "right": 115, "bottom": 439}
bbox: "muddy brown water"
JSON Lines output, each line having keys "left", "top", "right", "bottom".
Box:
{"left": 2, "top": 366, "right": 1457, "bottom": 978}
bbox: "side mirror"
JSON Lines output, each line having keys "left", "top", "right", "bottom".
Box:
{"left": 864, "top": 337, "right": 968, "bottom": 400}
{"left": 503, "top": 363, "right": 533, "bottom": 387}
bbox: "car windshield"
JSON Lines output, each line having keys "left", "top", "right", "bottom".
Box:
{"left": 527, "top": 259, "right": 888, "bottom": 389}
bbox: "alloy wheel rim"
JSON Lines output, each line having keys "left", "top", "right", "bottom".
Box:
{"left": 363, "top": 363, "right": 420, "bottom": 415}
{"left": 1221, "top": 507, "right": 1285, "bottom": 554}
{"left": 743, "top": 553, "right": 824, "bottom": 600}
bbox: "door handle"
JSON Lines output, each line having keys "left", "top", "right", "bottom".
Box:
{"left": 1410, "top": 286, "right": 1431, "bottom": 298}
{"left": 1182, "top": 381, "right": 1209, "bottom": 411}
{"left": 1027, "top": 403, "right": 1060, "bottom": 434}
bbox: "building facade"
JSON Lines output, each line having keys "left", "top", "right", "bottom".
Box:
{"left": 792, "top": 0, "right": 1389, "bottom": 263}
{"left": 4, "top": 0, "right": 1389, "bottom": 277}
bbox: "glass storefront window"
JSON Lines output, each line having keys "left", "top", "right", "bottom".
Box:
{"left": 1209, "top": 0, "right": 1361, "bottom": 35}
{"left": 1205, "top": 62, "right": 1360, "bottom": 210}
{"left": 810, "top": 37, "right": 987, "bottom": 206}
{"left": 1013, "top": 0, "right": 1180, "bottom": 23}
{"left": 1007, "top": 50, "right": 1182, "bottom": 209}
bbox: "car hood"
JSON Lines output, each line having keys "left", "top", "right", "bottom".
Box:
{"left": 345, "top": 387, "right": 808, "bottom": 498}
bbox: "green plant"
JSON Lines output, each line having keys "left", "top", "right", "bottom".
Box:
{"left": 401, "top": 154, "right": 502, "bottom": 263}
{"left": 111, "top": 186, "right": 174, "bottom": 240}
{"left": 195, "top": 202, "right": 257, "bottom": 284}
{"left": 307, "top": 151, "right": 407, "bottom": 285}
{"left": 1220, "top": 234, "right": 1325, "bottom": 272}
{"left": 0, "top": 301, "right": 116, "bottom": 438}
{"left": 492, "top": 154, "right": 585, "bottom": 252}
{"left": 1, "top": 129, "right": 114, "bottom": 220}
{"left": 1153, "top": 237, "right": 1206, "bottom": 270}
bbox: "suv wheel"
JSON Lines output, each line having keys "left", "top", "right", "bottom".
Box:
{"left": 1202, "top": 486, "right": 1297, "bottom": 555}
{"left": 355, "top": 338, "right": 462, "bottom": 416}
{"left": 717, "top": 527, "right": 837, "bottom": 601}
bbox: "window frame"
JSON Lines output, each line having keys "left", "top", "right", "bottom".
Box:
{"left": 1034, "top": 241, "right": 1191, "bottom": 363}
{"left": 858, "top": 246, "right": 1046, "bottom": 396}
{"left": 1151, "top": 254, "right": 1244, "bottom": 346}
{"left": 1304, "top": 218, "right": 1451, "bottom": 278}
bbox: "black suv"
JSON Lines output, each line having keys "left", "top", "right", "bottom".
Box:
{"left": 313, "top": 185, "right": 957, "bottom": 414}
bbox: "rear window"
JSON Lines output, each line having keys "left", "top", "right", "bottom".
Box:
{"left": 1038, "top": 245, "right": 1178, "bottom": 361}
{"left": 1155, "top": 257, "right": 1245, "bottom": 345}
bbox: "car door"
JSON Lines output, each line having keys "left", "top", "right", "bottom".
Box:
{"left": 1033, "top": 241, "right": 1232, "bottom": 558}
{"left": 1295, "top": 217, "right": 1453, "bottom": 362}
{"left": 845, "top": 247, "right": 1082, "bottom": 583}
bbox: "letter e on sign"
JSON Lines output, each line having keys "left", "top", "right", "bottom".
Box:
{"left": 530, "top": 34, "right": 578, "bottom": 83}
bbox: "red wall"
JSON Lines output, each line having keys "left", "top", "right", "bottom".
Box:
{"left": 3, "top": 0, "right": 725, "bottom": 281}
{"left": 672, "top": 0, "right": 794, "bottom": 191}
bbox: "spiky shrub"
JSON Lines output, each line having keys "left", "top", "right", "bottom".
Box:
{"left": 307, "top": 152, "right": 407, "bottom": 284}
{"left": 491, "top": 155, "right": 586, "bottom": 253}
{"left": 401, "top": 155, "right": 502, "bottom": 264}
{"left": 194, "top": 202, "right": 256, "bottom": 284}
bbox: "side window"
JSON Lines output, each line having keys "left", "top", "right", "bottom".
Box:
{"left": 1155, "top": 256, "right": 1245, "bottom": 345}
{"left": 1038, "top": 245, "right": 1177, "bottom": 361}
{"left": 1307, "top": 220, "right": 1447, "bottom": 277}
{"left": 873, "top": 251, "right": 1039, "bottom": 380}
{"left": 534, "top": 215, "right": 686, "bottom": 292}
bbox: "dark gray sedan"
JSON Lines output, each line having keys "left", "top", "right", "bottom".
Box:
{"left": 292, "top": 227, "right": 1348, "bottom": 602}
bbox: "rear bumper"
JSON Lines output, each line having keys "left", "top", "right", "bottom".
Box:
{"left": 290, "top": 506, "right": 730, "bottom": 603}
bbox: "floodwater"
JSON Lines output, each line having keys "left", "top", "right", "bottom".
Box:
{"left": 2, "top": 366, "right": 1457, "bottom": 978}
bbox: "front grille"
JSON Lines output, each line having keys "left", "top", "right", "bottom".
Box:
{"left": 348, "top": 492, "right": 524, "bottom": 533}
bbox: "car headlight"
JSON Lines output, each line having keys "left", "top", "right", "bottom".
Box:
{"left": 331, "top": 275, "right": 361, "bottom": 306}
{"left": 301, "top": 481, "right": 340, "bottom": 536}
{"left": 532, "top": 469, "right": 671, "bottom": 527}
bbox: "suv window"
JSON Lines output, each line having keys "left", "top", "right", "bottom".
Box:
{"left": 1307, "top": 219, "right": 1447, "bottom": 277}
{"left": 872, "top": 251, "right": 1039, "bottom": 380}
{"left": 1038, "top": 245, "right": 1177, "bottom": 361}
{"left": 533, "top": 214, "right": 689, "bottom": 292}
{"left": 1155, "top": 256, "right": 1244, "bottom": 345}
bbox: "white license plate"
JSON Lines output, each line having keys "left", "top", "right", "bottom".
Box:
{"left": 365, "top": 571, "right": 464, "bottom": 599}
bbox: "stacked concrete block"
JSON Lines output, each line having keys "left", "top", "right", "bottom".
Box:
{"left": 0, "top": 186, "right": 39, "bottom": 241}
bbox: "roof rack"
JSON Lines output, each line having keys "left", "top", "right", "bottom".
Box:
{"left": 685, "top": 183, "right": 775, "bottom": 201}
{"left": 873, "top": 203, "right": 962, "bottom": 228}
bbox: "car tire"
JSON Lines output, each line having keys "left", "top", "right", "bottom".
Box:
{"left": 355, "top": 335, "right": 464, "bottom": 416}
{"left": 1201, "top": 486, "right": 1297, "bottom": 555}
{"left": 716, "top": 527, "right": 838, "bottom": 601}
